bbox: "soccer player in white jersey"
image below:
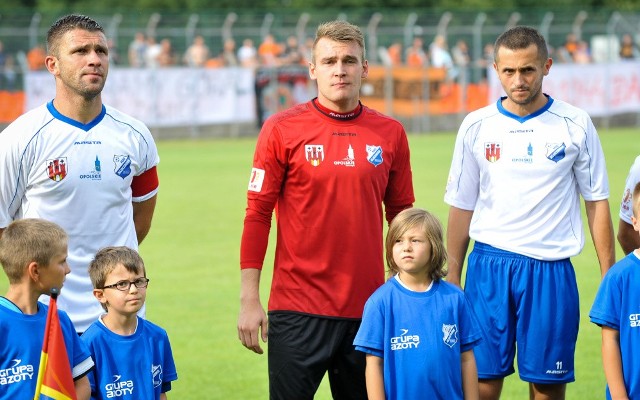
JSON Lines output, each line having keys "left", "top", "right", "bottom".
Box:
{"left": 617, "top": 156, "right": 640, "bottom": 254}
{"left": 444, "top": 26, "right": 615, "bottom": 400}
{"left": 0, "top": 14, "right": 159, "bottom": 333}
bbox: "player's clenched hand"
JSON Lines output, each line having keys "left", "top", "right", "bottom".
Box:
{"left": 237, "top": 298, "right": 268, "bottom": 354}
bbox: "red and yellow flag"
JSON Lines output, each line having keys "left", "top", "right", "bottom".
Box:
{"left": 33, "top": 289, "right": 76, "bottom": 400}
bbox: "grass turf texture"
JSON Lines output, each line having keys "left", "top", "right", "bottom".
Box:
{"left": 0, "top": 127, "right": 637, "bottom": 398}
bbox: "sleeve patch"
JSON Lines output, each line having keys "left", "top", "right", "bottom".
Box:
{"left": 248, "top": 168, "right": 265, "bottom": 192}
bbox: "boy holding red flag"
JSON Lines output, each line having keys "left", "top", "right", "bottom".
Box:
{"left": 0, "top": 219, "right": 94, "bottom": 399}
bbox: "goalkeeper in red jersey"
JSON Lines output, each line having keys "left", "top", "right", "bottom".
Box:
{"left": 237, "top": 20, "right": 415, "bottom": 400}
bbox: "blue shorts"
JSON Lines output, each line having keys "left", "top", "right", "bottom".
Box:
{"left": 465, "top": 242, "right": 579, "bottom": 384}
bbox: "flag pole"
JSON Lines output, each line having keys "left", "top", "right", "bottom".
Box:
{"left": 33, "top": 287, "right": 63, "bottom": 400}
{"left": 33, "top": 286, "right": 77, "bottom": 400}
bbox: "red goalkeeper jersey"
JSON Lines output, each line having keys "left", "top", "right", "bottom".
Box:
{"left": 241, "top": 100, "right": 414, "bottom": 318}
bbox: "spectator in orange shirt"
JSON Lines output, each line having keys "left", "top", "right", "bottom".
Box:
{"left": 406, "top": 37, "right": 428, "bottom": 67}
{"left": 258, "top": 34, "right": 282, "bottom": 66}
{"left": 27, "top": 44, "right": 46, "bottom": 70}
{"left": 387, "top": 42, "right": 403, "bottom": 66}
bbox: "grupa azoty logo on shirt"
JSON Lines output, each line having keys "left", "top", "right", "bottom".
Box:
{"left": 104, "top": 374, "right": 134, "bottom": 397}
{"left": 0, "top": 359, "right": 35, "bottom": 386}
{"left": 630, "top": 313, "right": 640, "bottom": 327}
{"left": 390, "top": 329, "right": 420, "bottom": 350}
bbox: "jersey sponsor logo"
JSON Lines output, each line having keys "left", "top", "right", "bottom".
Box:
{"left": 442, "top": 324, "right": 458, "bottom": 348}
{"left": 390, "top": 329, "right": 420, "bottom": 350}
{"left": 630, "top": 313, "right": 640, "bottom": 327}
{"left": 366, "top": 145, "right": 383, "bottom": 167}
{"left": 332, "top": 132, "right": 357, "bottom": 137}
{"left": 47, "top": 157, "right": 68, "bottom": 182}
{"left": 152, "top": 364, "right": 163, "bottom": 388}
{"left": 73, "top": 140, "right": 102, "bottom": 145}
{"left": 546, "top": 361, "right": 568, "bottom": 375}
{"left": 80, "top": 155, "right": 102, "bottom": 180}
{"left": 113, "top": 155, "right": 133, "bottom": 179}
{"left": 248, "top": 168, "right": 265, "bottom": 192}
{"left": 485, "top": 142, "right": 501, "bottom": 162}
{"left": 509, "top": 129, "right": 533, "bottom": 134}
{"left": 512, "top": 143, "right": 533, "bottom": 164}
{"left": 546, "top": 142, "right": 566, "bottom": 163}
{"left": 333, "top": 144, "right": 355, "bottom": 167}
{"left": 329, "top": 111, "right": 357, "bottom": 119}
{"left": 0, "top": 359, "right": 35, "bottom": 386}
{"left": 305, "top": 144, "right": 324, "bottom": 167}
{"left": 104, "top": 374, "right": 134, "bottom": 397}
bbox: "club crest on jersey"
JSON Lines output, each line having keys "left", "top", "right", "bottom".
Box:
{"left": 113, "top": 155, "right": 132, "bottom": 179}
{"left": 152, "top": 364, "right": 163, "bottom": 387}
{"left": 485, "top": 142, "right": 501, "bottom": 162}
{"left": 546, "top": 142, "right": 566, "bottom": 163}
{"left": 305, "top": 144, "right": 324, "bottom": 167}
{"left": 47, "top": 157, "right": 68, "bottom": 182}
{"left": 366, "top": 145, "right": 383, "bottom": 167}
{"left": 442, "top": 324, "right": 458, "bottom": 348}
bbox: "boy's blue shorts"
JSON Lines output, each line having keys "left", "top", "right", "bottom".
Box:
{"left": 465, "top": 242, "right": 579, "bottom": 384}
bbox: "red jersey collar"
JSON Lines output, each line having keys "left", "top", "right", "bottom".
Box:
{"left": 311, "top": 98, "right": 363, "bottom": 121}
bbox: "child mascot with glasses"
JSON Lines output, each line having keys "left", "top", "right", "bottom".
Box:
{"left": 83, "top": 246, "right": 177, "bottom": 399}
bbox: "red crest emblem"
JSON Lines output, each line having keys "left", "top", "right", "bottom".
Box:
{"left": 305, "top": 145, "right": 324, "bottom": 167}
{"left": 485, "top": 143, "right": 501, "bottom": 163}
{"left": 47, "top": 157, "right": 68, "bottom": 182}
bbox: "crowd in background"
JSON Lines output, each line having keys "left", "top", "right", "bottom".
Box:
{"left": 381, "top": 32, "right": 640, "bottom": 85}
{"left": 0, "top": 30, "right": 639, "bottom": 91}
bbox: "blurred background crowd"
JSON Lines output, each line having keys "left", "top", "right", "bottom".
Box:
{"left": 0, "top": 8, "right": 639, "bottom": 93}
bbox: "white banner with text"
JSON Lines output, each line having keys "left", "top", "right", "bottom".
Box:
{"left": 489, "top": 61, "right": 640, "bottom": 117}
{"left": 26, "top": 67, "right": 256, "bottom": 127}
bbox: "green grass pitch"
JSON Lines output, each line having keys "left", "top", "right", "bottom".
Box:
{"left": 1, "top": 127, "right": 637, "bottom": 398}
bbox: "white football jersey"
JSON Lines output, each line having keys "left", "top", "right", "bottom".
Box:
{"left": 0, "top": 101, "right": 159, "bottom": 331}
{"left": 619, "top": 155, "right": 640, "bottom": 224}
{"left": 445, "top": 96, "right": 609, "bottom": 260}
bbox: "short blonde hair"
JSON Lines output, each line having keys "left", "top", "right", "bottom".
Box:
{"left": 385, "top": 207, "right": 447, "bottom": 281}
{"left": 312, "top": 20, "right": 365, "bottom": 64}
{"left": 0, "top": 219, "right": 67, "bottom": 283}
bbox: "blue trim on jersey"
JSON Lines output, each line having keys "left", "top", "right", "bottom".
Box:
{"left": 7, "top": 117, "right": 56, "bottom": 213}
{"left": 0, "top": 296, "right": 22, "bottom": 312}
{"left": 103, "top": 111, "right": 154, "bottom": 172}
{"left": 47, "top": 101, "right": 106, "bottom": 131}
{"left": 496, "top": 94, "right": 554, "bottom": 123}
